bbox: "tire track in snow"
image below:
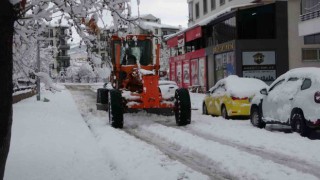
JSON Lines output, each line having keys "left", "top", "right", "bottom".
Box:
{"left": 124, "top": 128, "right": 233, "bottom": 180}
{"left": 66, "top": 85, "right": 229, "bottom": 180}
{"left": 155, "top": 120, "right": 320, "bottom": 179}
{"left": 67, "top": 85, "right": 320, "bottom": 179}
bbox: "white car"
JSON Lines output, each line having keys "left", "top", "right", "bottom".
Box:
{"left": 250, "top": 67, "right": 320, "bottom": 137}
{"left": 158, "top": 80, "right": 179, "bottom": 100}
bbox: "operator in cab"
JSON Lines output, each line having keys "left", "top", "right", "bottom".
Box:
{"left": 122, "top": 48, "right": 137, "bottom": 65}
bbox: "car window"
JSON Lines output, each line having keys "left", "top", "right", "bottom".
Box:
{"left": 288, "top": 77, "right": 298, "bottom": 81}
{"left": 269, "top": 79, "right": 285, "bottom": 92}
{"left": 215, "top": 85, "right": 226, "bottom": 93}
{"left": 301, "top": 78, "right": 312, "bottom": 90}
{"left": 210, "top": 88, "right": 216, "bottom": 94}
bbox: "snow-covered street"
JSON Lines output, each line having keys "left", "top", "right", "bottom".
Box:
{"left": 5, "top": 84, "right": 320, "bottom": 180}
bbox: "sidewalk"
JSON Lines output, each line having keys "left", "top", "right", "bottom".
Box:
{"left": 5, "top": 88, "right": 116, "bottom": 180}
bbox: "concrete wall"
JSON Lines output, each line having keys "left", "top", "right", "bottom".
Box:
{"left": 288, "top": 0, "right": 320, "bottom": 69}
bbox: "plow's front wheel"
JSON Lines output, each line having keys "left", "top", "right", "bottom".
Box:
{"left": 108, "top": 89, "right": 123, "bottom": 128}
{"left": 174, "top": 88, "right": 191, "bottom": 126}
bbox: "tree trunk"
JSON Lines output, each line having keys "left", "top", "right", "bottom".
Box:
{"left": 0, "top": 0, "right": 15, "bottom": 179}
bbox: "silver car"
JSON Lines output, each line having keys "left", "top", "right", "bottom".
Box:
{"left": 250, "top": 68, "right": 320, "bottom": 137}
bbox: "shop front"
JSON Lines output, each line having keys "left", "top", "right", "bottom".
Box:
{"left": 169, "top": 49, "right": 206, "bottom": 90}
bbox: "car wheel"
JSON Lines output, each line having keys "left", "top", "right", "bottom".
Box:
{"left": 291, "top": 112, "right": 310, "bottom": 137}
{"left": 250, "top": 106, "right": 266, "bottom": 129}
{"left": 202, "top": 103, "right": 208, "bottom": 115}
{"left": 174, "top": 88, "right": 191, "bottom": 126}
{"left": 221, "top": 105, "right": 229, "bottom": 120}
{"left": 108, "top": 89, "right": 124, "bottom": 128}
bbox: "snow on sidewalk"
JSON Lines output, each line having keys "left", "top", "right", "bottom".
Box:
{"left": 5, "top": 89, "right": 118, "bottom": 180}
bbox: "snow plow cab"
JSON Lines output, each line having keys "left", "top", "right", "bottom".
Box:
{"left": 106, "top": 34, "right": 191, "bottom": 128}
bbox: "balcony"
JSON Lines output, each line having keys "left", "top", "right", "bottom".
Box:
{"left": 299, "top": 10, "right": 320, "bottom": 36}
{"left": 300, "top": 10, "right": 320, "bottom": 21}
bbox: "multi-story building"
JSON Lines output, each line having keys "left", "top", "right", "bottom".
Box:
{"left": 288, "top": 0, "right": 320, "bottom": 68}
{"left": 44, "top": 25, "right": 71, "bottom": 76}
{"left": 187, "top": 0, "right": 255, "bottom": 27}
{"left": 167, "top": 1, "right": 289, "bottom": 90}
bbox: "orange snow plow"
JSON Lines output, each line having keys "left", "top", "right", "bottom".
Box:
{"left": 103, "top": 34, "right": 191, "bottom": 128}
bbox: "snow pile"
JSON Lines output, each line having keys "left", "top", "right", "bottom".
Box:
{"left": 6, "top": 89, "right": 118, "bottom": 180}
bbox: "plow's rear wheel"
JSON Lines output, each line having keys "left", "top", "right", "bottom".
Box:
{"left": 174, "top": 88, "right": 191, "bottom": 126}
{"left": 108, "top": 89, "right": 124, "bottom": 128}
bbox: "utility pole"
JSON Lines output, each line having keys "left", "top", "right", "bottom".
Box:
{"left": 36, "top": 39, "right": 41, "bottom": 101}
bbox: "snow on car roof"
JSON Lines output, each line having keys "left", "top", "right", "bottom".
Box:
{"left": 213, "top": 75, "right": 267, "bottom": 98}
{"left": 269, "top": 67, "right": 320, "bottom": 88}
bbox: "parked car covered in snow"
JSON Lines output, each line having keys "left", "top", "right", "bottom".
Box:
{"left": 158, "top": 80, "right": 179, "bottom": 100}
{"left": 203, "top": 75, "right": 267, "bottom": 119}
{"left": 250, "top": 67, "right": 320, "bottom": 137}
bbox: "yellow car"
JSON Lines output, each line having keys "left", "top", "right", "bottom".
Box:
{"left": 203, "top": 75, "right": 267, "bottom": 119}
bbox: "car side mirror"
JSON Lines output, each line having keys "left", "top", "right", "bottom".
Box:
{"left": 260, "top": 88, "right": 268, "bottom": 95}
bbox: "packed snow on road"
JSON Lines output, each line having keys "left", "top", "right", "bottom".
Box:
{"left": 5, "top": 83, "right": 320, "bottom": 180}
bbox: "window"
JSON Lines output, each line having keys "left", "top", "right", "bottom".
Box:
{"left": 212, "top": 16, "right": 236, "bottom": 45}
{"left": 269, "top": 79, "right": 285, "bottom": 92}
{"left": 155, "top": 28, "right": 158, "bottom": 35}
{"left": 301, "top": 78, "right": 312, "bottom": 90}
{"left": 211, "top": 0, "right": 216, "bottom": 10}
{"left": 195, "top": 3, "right": 200, "bottom": 19}
{"left": 301, "top": 0, "right": 320, "bottom": 15}
{"left": 188, "top": 1, "right": 194, "bottom": 21}
{"left": 215, "top": 85, "right": 226, "bottom": 93}
{"left": 49, "top": 29, "right": 53, "bottom": 37}
{"left": 203, "top": 0, "right": 208, "bottom": 15}
{"left": 237, "top": 4, "right": 275, "bottom": 39}
{"left": 220, "top": 0, "right": 225, "bottom": 6}
{"left": 304, "top": 33, "right": 320, "bottom": 44}
{"left": 302, "top": 49, "right": 320, "bottom": 61}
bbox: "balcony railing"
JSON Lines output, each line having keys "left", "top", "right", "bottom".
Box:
{"left": 301, "top": 10, "right": 320, "bottom": 21}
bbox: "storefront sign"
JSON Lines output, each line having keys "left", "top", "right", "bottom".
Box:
{"left": 167, "top": 36, "right": 178, "bottom": 48}
{"left": 177, "top": 34, "right": 185, "bottom": 48}
{"left": 183, "top": 60, "right": 190, "bottom": 87}
{"left": 186, "top": 26, "right": 202, "bottom": 42}
{"left": 170, "top": 62, "right": 175, "bottom": 81}
{"left": 213, "top": 41, "right": 235, "bottom": 54}
{"left": 176, "top": 61, "right": 182, "bottom": 87}
{"left": 190, "top": 59, "right": 199, "bottom": 86}
{"left": 198, "top": 58, "right": 206, "bottom": 88}
{"left": 242, "top": 51, "right": 276, "bottom": 84}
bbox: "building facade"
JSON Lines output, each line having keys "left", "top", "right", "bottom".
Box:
{"left": 288, "top": 0, "right": 320, "bottom": 68}
{"left": 44, "top": 26, "right": 71, "bottom": 76}
{"left": 167, "top": 1, "right": 289, "bottom": 90}
{"left": 187, "top": 0, "right": 255, "bottom": 27}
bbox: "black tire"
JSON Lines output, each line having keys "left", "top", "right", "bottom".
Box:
{"left": 108, "top": 89, "right": 123, "bottom": 128}
{"left": 250, "top": 106, "right": 266, "bottom": 128}
{"left": 291, "top": 111, "right": 310, "bottom": 137}
{"left": 175, "top": 88, "right": 191, "bottom": 126}
{"left": 202, "top": 102, "right": 208, "bottom": 115}
{"left": 221, "top": 105, "right": 229, "bottom": 120}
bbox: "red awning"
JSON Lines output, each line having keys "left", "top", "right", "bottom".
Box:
{"left": 185, "top": 26, "right": 202, "bottom": 42}
{"left": 167, "top": 36, "right": 178, "bottom": 48}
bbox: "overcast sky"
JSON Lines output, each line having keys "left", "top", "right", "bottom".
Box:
{"left": 131, "top": 0, "right": 188, "bottom": 28}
